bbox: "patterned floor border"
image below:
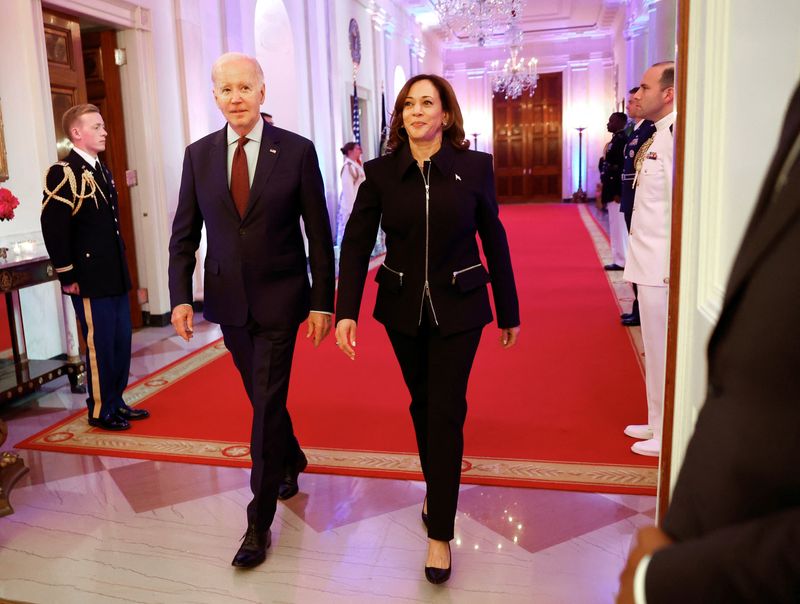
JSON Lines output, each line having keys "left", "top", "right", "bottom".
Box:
{"left": 19, "top": 213, "right": 656, "bottom": 492}
{"left": 576, "top": 203, "right": 646, "bottom": 376}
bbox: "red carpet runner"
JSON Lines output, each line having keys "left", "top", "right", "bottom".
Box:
{"left": 18, "top": 204, "right": 656, "bottom": 494}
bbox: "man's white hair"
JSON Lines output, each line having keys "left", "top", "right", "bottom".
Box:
{"left": 211, "top": 52, "right": 264, "bottom": 87}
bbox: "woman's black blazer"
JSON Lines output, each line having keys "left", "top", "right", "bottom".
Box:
{"left": 336, "top": 142, "right": 520, "bottom": 337}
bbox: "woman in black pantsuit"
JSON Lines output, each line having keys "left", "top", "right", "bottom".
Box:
{"left": 335, "top": 74, "right": 520, "bottom": 584}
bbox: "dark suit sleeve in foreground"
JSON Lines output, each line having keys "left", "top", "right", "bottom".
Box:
{"left": 475, "top": 154, "right": 520, "bottom": 328}
{"left": 647, "top": 507, "right": 800, "bottom": 603}
{"left": 335, "top": 162, "right": 382, "bottom": 324}
{"left": 298, "top": 141, "right": 335, "bottom": 313}
{"left": 168, "top": 147, "right": 205, "bottom": 308}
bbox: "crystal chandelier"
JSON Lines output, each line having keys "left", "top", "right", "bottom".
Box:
{"left": 490, "top": 24, "right": 538, "bottom": 99}
{"left": 434, "top": 0, "right": 525, "bottom": 47}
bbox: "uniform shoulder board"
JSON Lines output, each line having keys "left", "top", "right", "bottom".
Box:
{"left": 43, "top": 162, "right": 78, "bottom": 211}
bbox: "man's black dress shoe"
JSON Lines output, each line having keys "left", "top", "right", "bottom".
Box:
{"left": 425, "top": 542, "right": 451, "bottom": 584}
{"left": 421, "top": 497, "right": 429, "bottom": 529}
{"left": 116, "top": 405, "right": 150, "bottom": 421}
{"left": 231, "top": 526, "right": 271, "bottom": 568}
{"left": 88, "top": 413, "right": 130, "bottom": 431}
{"left": 620, "top": 312, "right": 633, "bottom": 320}
{"left": 604, "top": 263, "right": 624, "bottom": 271}
{"left": 622, "top": 315, "right": 641, "bottom": 327}
{"left": 278, "top": 450, "right": 308, "bottom": 500}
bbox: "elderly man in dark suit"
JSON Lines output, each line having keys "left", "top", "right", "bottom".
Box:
{"left": 617, "top": 82, "right": 800, "bottom": 603}
{"left": 168, "top": 52, "right": 334, "bottom": 569}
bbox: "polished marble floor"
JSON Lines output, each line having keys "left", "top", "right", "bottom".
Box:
{"left": 1, "top": 314, "right": 653, "bottom": 604}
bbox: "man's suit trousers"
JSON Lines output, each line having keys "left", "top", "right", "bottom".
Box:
{"left": 386, "top": 317, "right": 483, "bottom": 541}
{"left": 221, "top": 319, "right": 302, "bottom": 532}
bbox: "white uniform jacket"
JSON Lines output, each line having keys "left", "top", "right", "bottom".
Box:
{"left": 623, "top": 112, "right": 676, "bottom": 287}
{"left": 336, "top": 157, "right": 366, "bottom": 244}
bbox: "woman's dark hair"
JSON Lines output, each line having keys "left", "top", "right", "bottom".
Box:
{"left": 340, "top": 141, "right": 359, "bottom": 156}
{"left": 387, "top": 74, "right": 469, "bottom": 152}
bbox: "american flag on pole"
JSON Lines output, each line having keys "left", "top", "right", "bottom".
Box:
{"left": 378, "top": 85, "right": 389, "bottom": 156}
{"left": 351, "top": 80, "right": 361, "bottom": 145}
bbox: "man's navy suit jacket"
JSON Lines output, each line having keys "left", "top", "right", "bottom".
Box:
{"left": 168, "top": 123, "right": 335, "bottom": 329}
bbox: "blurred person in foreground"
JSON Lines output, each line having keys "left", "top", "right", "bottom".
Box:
{"left": 617, "top": 81, "right": 800, "bottom": 603}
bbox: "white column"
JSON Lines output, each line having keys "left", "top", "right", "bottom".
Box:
{"left": 304, "top": 0, "right": 339, "bottom": 229}
{"left": 447, "top": 64, "right": 493, "bottom": 156}
{"left": 671, "top": 0, "right": 800, "bottom": 496}
{"left": 0, "top": 0, "right": 72, "bottom": 359}
{"left": 587, "top": 56, "right": 614, "bottom": 196}
{"left": 627, "top": 24, "right": 650, "bottom": 88}
{"left": 117, "top": 18, "right": 174, "bottom": 316}
{"left": 648, "top": 0, "right": 677, "bottom": 64}
{"left": 565, "top": 60, "right": 589, "bottom": 197}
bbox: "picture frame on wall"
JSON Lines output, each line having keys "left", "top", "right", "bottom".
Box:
{"left": 0, "top": 100, "right": 8, "bottom": 182}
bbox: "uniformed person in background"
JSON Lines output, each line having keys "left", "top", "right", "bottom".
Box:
{"left": 622, "top": 62, "right": 676, "bottom": 457}
{"left": 620, "top": 87, "right": 657, "bottom": 327}
{"left": 336, "top": 141, "right": 365, "bottom": 247}
{"left": 600, "top": 111, "right": 630, "bottom": 272}
{"left": 40, "top": 104, "right": 149, "bottom": 431}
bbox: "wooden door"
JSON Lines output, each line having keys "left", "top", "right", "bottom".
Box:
{"left": 493, "top": 72, "right": 563, "bottom": 203}
{"left": 43, "top": 9, "right": 88, "bottom": 355}
{"left": 82, "top": 31, "right": 142, "bottom": 327}
{"left": 43, "top": 12, "right": 142, "bottom": 327}
{"left": 43, "top": 9, "right": 87, "bottom": 160}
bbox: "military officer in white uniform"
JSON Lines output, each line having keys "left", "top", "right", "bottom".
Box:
{"left": 622, "top": 62, "right": 676, "bottom": 457}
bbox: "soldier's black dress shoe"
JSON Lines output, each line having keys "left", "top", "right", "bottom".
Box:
{"left": 88, "top": 413, "right": 130, "bottom": 431}
{"left": 278, "top": 449, "right": 308, "bottom": 500}
{"left": 620, "top": 312, "right": 633, "bottom": 320}
{"left": 604, "top": 263, "right": 624, "bottom": 271}
{"left": 621, "top": 315, "right": 641, "bottom": 327}
{"left": 231, "top": 526, "right": 271, "bottom": 568}
{"left": 116, "top": 405, "right": 150, "bottom": 421}
{"left": 424, "top": 542, "right": 452, "bottom": 584}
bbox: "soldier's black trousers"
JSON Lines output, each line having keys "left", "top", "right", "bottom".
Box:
{"left": 71, "top": 293, "right": 132, "bottom": 419}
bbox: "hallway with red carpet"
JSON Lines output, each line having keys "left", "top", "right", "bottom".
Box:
{"left": 19, "top": 204, "right": 655, "bottom": 494}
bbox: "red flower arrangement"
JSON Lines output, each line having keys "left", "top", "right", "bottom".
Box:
{"left": 0, "top": 187, "right": 20, "bottom": 221}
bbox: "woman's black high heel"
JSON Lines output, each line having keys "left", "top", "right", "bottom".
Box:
{"left": 424, "top": 541, "right": 451, "bottom": 584}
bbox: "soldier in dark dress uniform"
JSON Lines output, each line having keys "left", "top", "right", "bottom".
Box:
{"left": 601, "top": 111, "right": 630, "bottom": 271}
{"left": 41, "top": 104, "right": 149, "bottom": 431}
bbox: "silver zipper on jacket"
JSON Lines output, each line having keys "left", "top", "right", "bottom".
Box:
{"left": 382, "top": 262, "right": 404, "bottom": 287}
{"left": 451, "top": 263, "right": 483, "bottom": 285}
{"left": 419, "top": 161, "right": 439, "bottom": 326}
